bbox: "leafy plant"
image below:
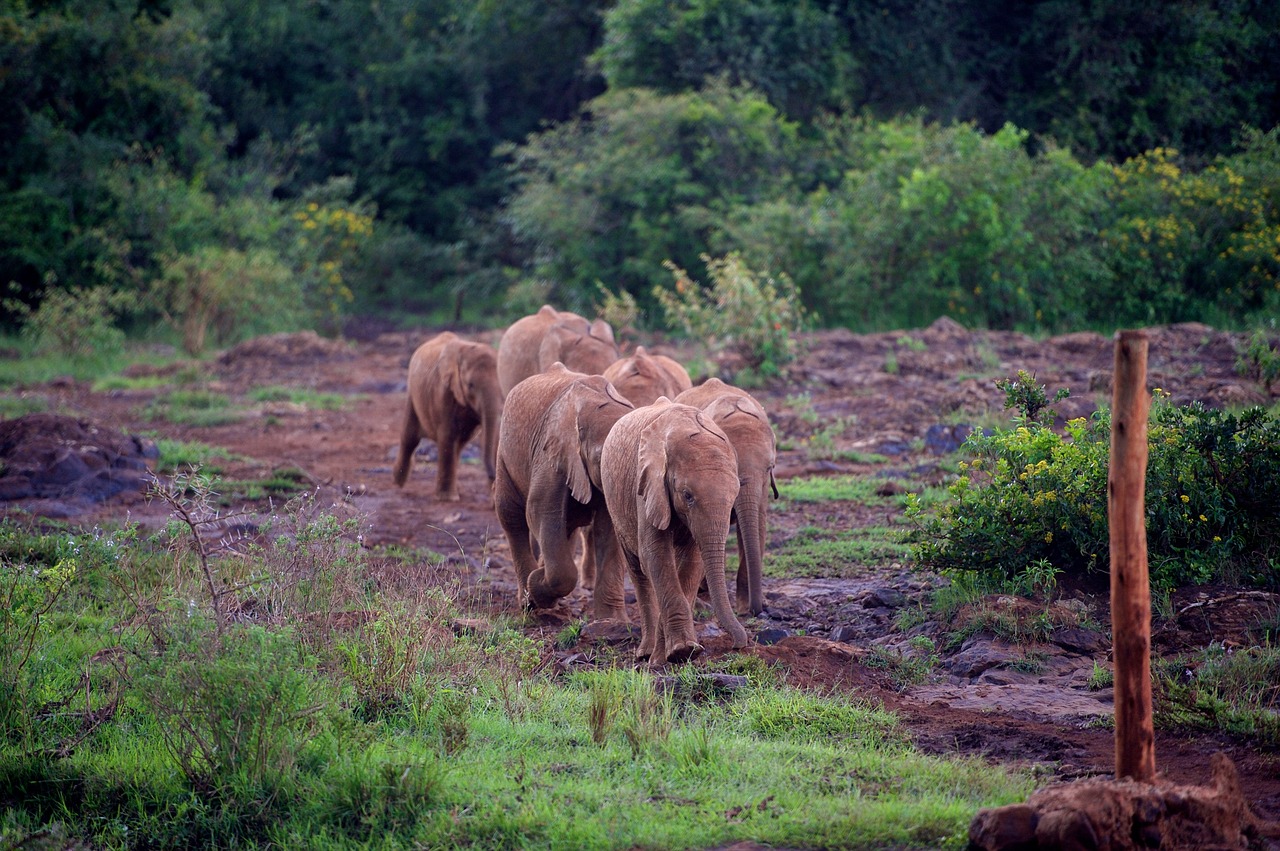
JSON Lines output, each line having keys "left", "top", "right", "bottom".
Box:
{"left": 655, "top": 252, "right": 807, "bottom": 378}
{"left": 1235, "top": 329, "right": 1280, "bottom": 392}
{"left": 9, "top": 284, "right": 129, "bottom": 360}
{"left": 909, "top": 382, "right": 1280, "bottom": 591}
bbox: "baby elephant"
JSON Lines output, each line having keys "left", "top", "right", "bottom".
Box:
{"left": 603, "top": 346, "right": 693, "bottom": 407}
{"left": 392, "top": 332, "right": 503, "bottom": 501}
{"left": 601, "top": 398, "right": 750, "bottom": 663}
{"left": 676, "top": 379, "right": 777, "bottom": 616}
{"left": 494, "top": 364, "right": 635, "bottom": 620}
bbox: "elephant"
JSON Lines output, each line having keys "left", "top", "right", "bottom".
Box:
{"left": 494, "top": 363, "right": 635, "bottom": 620}
{"left": 602, "top": 346, "right": 694, "bottom": 407}
{"left": 601, "top": 398, "right": 750, "bottom": 663}
{"left": 496, "top": 305, "right": 619, "bottom": 396}
{"left": 392, "top": 332, "right": 503, "bottom": 501}
{"left": 676, "top": 378, "right": 778, "bottom": 616}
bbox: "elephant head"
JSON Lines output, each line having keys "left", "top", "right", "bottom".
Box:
{"left": 443, "top": 338, "right": 504, "bottom": 484}
{"left": 603, "top": 346, "right": 694, "bottom": 407}
{"left": 497, "top": 305, "right": 619, "bottom": 396}
{"left": 676, "top": 378, "right": 777, "bottom": 615}
{"left": 538, "top": 314, "right": 618, "bottom": 378}
{"left": 602, "top": 399, "right": 750, "bottom": 663}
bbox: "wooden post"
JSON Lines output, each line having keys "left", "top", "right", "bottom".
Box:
{"left": 1109, "top": 330, "right": 1155, "bottom": 783}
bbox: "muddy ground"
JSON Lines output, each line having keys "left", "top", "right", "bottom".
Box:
{"left": 4, "top": 317, "right": 1279, "bottom": 837}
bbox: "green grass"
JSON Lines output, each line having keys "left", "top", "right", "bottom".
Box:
{"left": 214, "top": 466, "right": 312, "bottom": 504}
{"left": 90, "top": 373, "right": 173, "bottom": 392}
{"left": 143, "top": 388, "right": 242, "bottom": 426}
{"left": 153, "top": 437, "right": 236, "bottom": 473}
{"left": 0, "top": 508, "right": 1035, "bottom": 850}
{"left": 249, "top": 385, "right": 352, "bottom": 410}
{"left": 0, "top": 393, "right": 49, "bottom": 418}
{"left": 778, "top": 474, "right": 892, "bottom": 505}
{"left": 769, "top": 526, "right": 913, "bottom": 578}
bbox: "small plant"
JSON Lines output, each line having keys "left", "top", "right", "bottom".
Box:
{"left": 555, "top": 619, "right": 585, "bottom": 650}
{"left": 654, "top": 252, "right": 806, "bottom": 378}
{"left": 805, "top": 415, "right": 857, "bottom": 461}
{"left": 883, "top": 349, "right": 899, "bottom": 375}
{"left": 1087, "top": 661, "right": 1114, "bottom": 691}
{"left": 593, "top": 282, "right": 640, "bottom": 338}
{"left": 866, "top": 637, "right": 938, "bottom": 689}
{"left": 1235, "top": 329, "right": 1280, "bottom": 393}
{"left": 8, "top": 283, "right": 129, "bottom": 360}
{"left": 995, "top": 369, "right": 1069, "bottom": 424}
{"left": 144, "top": 389, "right": 242, "bottom": 426}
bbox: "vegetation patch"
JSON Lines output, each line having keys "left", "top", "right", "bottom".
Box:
{"left": 0, "top": 499, "right": 1036, "bottom": 850}
{"left": 769, "top": 526, "right": 912, "bottom": 579}
{"left": 909, "top": 372, "right": 1280, "bottom": 591}
{"left": 249, "top": 385, "right": 351, "bottom": 410}
{"left": 143, "top": 389, "right": 242, "bottom": 427}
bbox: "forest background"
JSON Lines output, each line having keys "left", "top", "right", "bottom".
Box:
{"left": 3, "top": 0, "right": 1280, "bottom": 355}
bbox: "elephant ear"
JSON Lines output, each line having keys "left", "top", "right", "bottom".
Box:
{"left": 701, "top": 394, "right": 747, "bottom": 426}
{"left": 590, "top": 318, "right": 616, "bottom": 344}
{"left": 558, "top": 393, "right": 593, "bottom": 505}
{"left": 445, "top": 343, "right": 467, "bottom": 403}
{"left": 637, "top": 425, "right": 671, "bottom": 531}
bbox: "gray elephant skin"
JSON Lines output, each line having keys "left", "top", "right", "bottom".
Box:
{"left": 496, "top": 305, "right": 619, "bottom": 396}
{"left": 601, "top": 398, "right": 750, "bottom": 663}
{"left": 494, "top": 364, "right": 635, "bottom": 620}
{"left": 393, "top": 332, "right": 503, "bottom": 502}
{"left": 676, "top": 378, "right": 777, "bottom": 615}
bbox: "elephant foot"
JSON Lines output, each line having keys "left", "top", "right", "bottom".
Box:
{"left": 436, "top": 491, "right": 461, "bottom": 502}
{"left": 664, "top": 640, "right": 703, "bottom": 664}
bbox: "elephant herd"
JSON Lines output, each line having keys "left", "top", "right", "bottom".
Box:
{"left": 392, "top": 305, "right": 777, "bottom": 664}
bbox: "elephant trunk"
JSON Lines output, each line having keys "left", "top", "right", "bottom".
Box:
{"left": 693, "top": 512, "right": 749, "bottom": 648}
{"left": 734, "top": 491, "right": 766, "bottom": 616}
{"left": 480, "top": 390, "right": 504, "bottom": 483}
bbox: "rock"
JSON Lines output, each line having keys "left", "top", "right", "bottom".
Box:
{"left": 581, "top": 619, "right": 640, "bottom": 645}
{"left": 1052, "top": 626, "right": 1109, "bottom": 655}
{"left": 923, "top": 423, "right": 973, "bottom": 455}
{"left": 830, "top": 624, "right": 861, "bottom": 643}
{"left": 970, "top": 753, "right": 1267, "bottom": 851}
{"left": 968, "top": 803, "right": 1039, "bottom": 851}
{"left": 945, "top": 638, "right": 1018, "bottom": 679}
{"left": 863, "top": 587, "right": 907, "bottom": 609}
{"left": 755, "top": 627, "right": 792, "bottom": 645}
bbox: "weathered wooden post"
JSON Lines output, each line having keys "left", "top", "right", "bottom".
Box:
{"left": 1109, "top": 329, "right": 1155, "bottom": 783}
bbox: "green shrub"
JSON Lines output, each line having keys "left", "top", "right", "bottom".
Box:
{"left": 909, "top": 377, "right": 1280, "bottom": 590}
{"left": 655, "top": 252, "right": 806, "bottom": 378}
{"left": 9, "top": 284, "right": 128, "bottom": 360}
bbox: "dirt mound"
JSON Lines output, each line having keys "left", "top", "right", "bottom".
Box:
{"left": 0, "top": 413, "right": 157, "bottom": 515}
{"left": 215, "top": 330, "right": 355, "bottom": 379}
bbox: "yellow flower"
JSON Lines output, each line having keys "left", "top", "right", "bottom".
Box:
{"left": 1180, "top": 494, "right": 1190, "bottom": 503}
{"left": 1199, "top": 515, "right": 1208, "bottom": 522}
{"left": 1213, "top": 536, "right": 1222, "bottom": 543}
{"left": 1044, "top": 532, "right": 1053, "bottom": 544}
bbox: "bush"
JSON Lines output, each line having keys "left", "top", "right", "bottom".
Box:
{"left": 908, "top": 376, "right": 1280, "bottom": 591}
{"left": 654, "top": 252, "right": 806, "bottom": 378}
{"left": 9, "top": 284, "right": 128, "bottom": 360}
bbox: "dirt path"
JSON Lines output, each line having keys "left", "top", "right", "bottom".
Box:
{"left": 6, "top": 319, "right": 1279, "bottom": 831}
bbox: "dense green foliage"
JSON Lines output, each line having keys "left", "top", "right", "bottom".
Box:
{"left": 908, "top": 375, "right": 1280, "bottom": 591}
{"left": 3, "top": 1, "right": 1279, "bottom": 343}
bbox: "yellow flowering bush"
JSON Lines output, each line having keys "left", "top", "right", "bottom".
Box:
{"left": 908, "top": 378, "right": 1280, "bottom": 590}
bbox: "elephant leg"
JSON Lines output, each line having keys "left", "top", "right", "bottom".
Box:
{"left": 435, "top": 432, "right": 461, "bottom": 501}
{"left": 588, "top": 510, "right": 628, "bottom": 622}
{"left": 735, "top": 528, "right": 751, "bottom": 614}
{"left": 526, "top": 489, "right": 580, "bottom": 608}
{"left": 495, "top": 463, "right": 536, "bottom": 607}
{"left": 657, "top": 542, "right": 701, "bottom": 663}
{"left": 392, "top": 400, "right": 421, "bottom": 487}
{"left": 625, "top": 549, "right": 659, "bottom": 661}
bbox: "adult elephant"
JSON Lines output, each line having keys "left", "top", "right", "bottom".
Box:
{"left": 603, "top": 346, "right": 693, "bottom": 407}
{"left": 392, "top": 332, "right": 503, "bottom": 501}
{"left": 601, "top": 398, "right": 750, "bottom": 663}
{"left": 494, "top": 364, "right": 634, "bottom": 620}
{"left": 496, "top": 305, "right": 619, "bottom": 396}
{"left": 676, "top": 379, "right": 777, "bottom": 616}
